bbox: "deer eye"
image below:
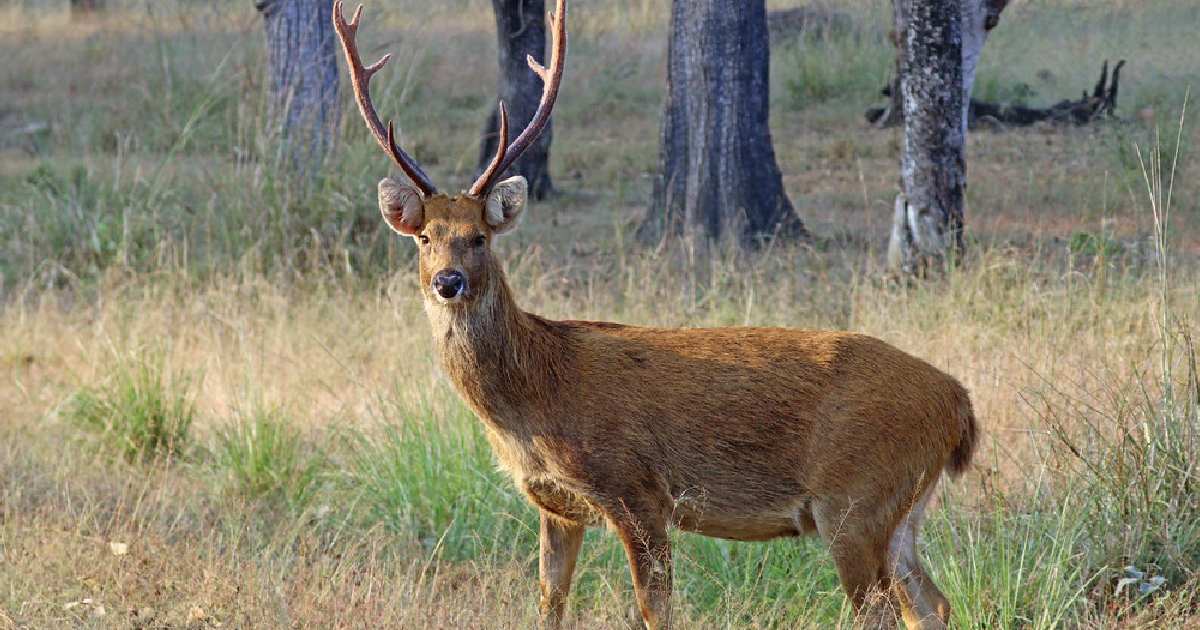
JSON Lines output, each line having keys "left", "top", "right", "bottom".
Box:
{"left": 418, "top": 234, "right": 430, "bottom": 245}
{"left": 472, "top": 235, "right": 486, "bottom": 247}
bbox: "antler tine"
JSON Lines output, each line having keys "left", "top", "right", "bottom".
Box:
{"left": 343, "top": 2, "right": 362, "bottom": 31}
{"left": 468, "top": 102, "right": 509, "bottom": 197}
{"left": 333, "top": 0, "right": 438, "bottom": 196}
{"left": 470, "top": 0, "right": 568, "bottom": 196}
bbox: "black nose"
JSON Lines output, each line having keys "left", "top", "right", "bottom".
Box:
{"left": 432, "top": 269, "right": 465, "bottom": 299}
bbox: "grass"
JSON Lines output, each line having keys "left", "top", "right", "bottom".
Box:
{"left": 778, "top": 28, "right": 892, "bottom": 112}
{"left": 63, "top": 350, "right": 196, "bottom": 463}
{"left": 345, "top": 394, "right": 537, "bottom": 559}
{"left": 2, "top": 0, "right": 1200, "bottom": 628}
{"left": 214, "top": 404, "right": 323, "bottom": 506}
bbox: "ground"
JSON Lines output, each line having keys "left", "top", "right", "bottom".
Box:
{"left": 1, "top": 1, "right": 1199, "bottom": 628}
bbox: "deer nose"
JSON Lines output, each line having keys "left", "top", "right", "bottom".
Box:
{"left": 432, "top": 269, "right": 465, "bottom": 299}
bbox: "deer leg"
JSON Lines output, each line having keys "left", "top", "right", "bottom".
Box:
{"left": 606, "top": 504, "right": 672, "bottom": 630}
{"left": 539, "top": 512, "right": 585, "bottom": 629}
{"left": 888, "top": 486, "right": 950, "bottom": 630}
{"left": 814, "top": 499, "right": 900, "bottom": 629}
{"left": 892, "top": 555, "right": 949, "bottom": 630}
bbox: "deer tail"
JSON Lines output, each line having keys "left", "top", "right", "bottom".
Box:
{"left": 947, "top": 388, "right": 978, "bottom": 478}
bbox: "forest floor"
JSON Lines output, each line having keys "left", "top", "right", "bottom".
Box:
{"left": 2, "top": 1, "right": 1199, "bottom": 628}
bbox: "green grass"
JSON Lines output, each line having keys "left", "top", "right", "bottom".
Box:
{"left": 345, "top": 391, "right": 537, "bottom": 559}
{"left": 930, "top": 496, "right": 1091, "bottom": 628}
{"left": 214, "top": 405, "right": 323, "bottom": 507}
{"left": 778, "top": 29, "right": 893, "bottom": 112}
{"left": 63, "top": 351, "right": 196, "bottom": 463}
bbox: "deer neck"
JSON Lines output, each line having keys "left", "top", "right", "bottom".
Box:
{"left": 425, "top": 269, "right": 567, "bottom": 427}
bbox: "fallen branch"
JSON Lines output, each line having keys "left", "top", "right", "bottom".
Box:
{"left": 867, "top": 59, "right": 1126, "bottom": 129}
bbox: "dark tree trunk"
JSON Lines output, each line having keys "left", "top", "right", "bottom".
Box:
{"left": 888, "top": 0, "right": 965, "bottom": 275}
{"left": 256, "top": 0, "right": 340, "bottom": 174}
{"left": 479, "top": 0, "right": 553, "bottom": 200}
{"left": 70, "top": 0, "right": 104, "bottom": 19}
{"left": 642, "top": 0, "right": 804, "bottom": 246}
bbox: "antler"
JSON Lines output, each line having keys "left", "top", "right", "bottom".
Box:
{"left": 333, "top": 0, "right": 438, "bottom": 197}
{"left": 469, "top": 102, "right": 509, "bottom": 198}
{"left": 468, "top": 0, "right": 568, "bottom": 197}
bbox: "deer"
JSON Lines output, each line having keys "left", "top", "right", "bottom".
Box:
{"left": 333, "top": 1, "right": 977, "bottom": 628}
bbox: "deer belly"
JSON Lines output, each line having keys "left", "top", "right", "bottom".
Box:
{"left": 673, "top": 500, "right": 816, "bottom": 542}
{"left": 523, "top": 478, "right": 602, "bottom": 525}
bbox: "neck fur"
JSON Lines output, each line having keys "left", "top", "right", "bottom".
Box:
{"left": 425, "top": 267, "right": 566, "bottom": 423}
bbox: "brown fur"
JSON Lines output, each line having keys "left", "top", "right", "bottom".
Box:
{"left": 387, "top": 190, "right": 978, "bottom": 629}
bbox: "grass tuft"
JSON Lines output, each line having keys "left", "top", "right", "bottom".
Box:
{"left": 63, "top": 351, "right": 196, "bottom": 463}
{"left": 346, "top": 392, "right": 536, "bottom": 560}
{"left": 214, "top": 405, "right": 323, "bottom": 507}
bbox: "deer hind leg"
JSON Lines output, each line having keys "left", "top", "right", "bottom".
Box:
{"left": 539, "top": 512, "right": 585, "bottom": 629}
{"left": 888, "top": 484, "right": 951, "bottom": 630}
{"left": 813, "top": 498, "right": 902, "bottom": 629}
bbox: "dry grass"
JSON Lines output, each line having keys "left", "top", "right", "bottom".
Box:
{"left": 2, "top": 0, "right": 1199, "bottom": 628}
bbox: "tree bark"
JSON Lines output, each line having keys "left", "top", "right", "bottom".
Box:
{"left": 642, "top": 0, "right": 804, "bottom": 246}
{"left": 479, "top": 0, "right": 553, "bottom": 200}
{"left": 870, "top": 0, "right": 1006, "bottom": 134}
{"left": 256, "top": 0, "right": 340, "bottom": 174}
{"left": 888, "top": 0, "right": 965, "bottom": 274}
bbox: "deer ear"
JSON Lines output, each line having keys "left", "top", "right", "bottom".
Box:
{"left": 378, "top": 178, "right": 425, "bottom": 236}
{"left": 484, "top": 176, "right": 528, "bottom": 235}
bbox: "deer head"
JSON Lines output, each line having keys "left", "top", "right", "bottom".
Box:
{"left": 333, "top": 0, "right": 566, "bottom": 307}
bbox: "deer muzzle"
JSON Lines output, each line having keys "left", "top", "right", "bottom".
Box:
{"left": 432, "top": 269, "right": 466, "bottom": 302}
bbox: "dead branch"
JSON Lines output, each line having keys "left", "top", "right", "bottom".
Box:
{"left": 866, "top": 59, "right": 1126, "bottom": 129}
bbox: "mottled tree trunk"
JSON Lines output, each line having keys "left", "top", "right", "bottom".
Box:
{"left": 872, "top": 0, "right": 1003, "bottom": 134}
{"left": 478, "top": 0, "right": 553, "bottom": 199}
{"left": 642, "top": 0, "right": 804, "bottom": 246}
{"left": 888, "top": 0, "right": 965, "bottom": 274}
{"left": 256, "top": 0, "right": 340, "bottom": 174}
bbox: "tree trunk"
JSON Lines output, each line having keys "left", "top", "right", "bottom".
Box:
{"left": 256, "top": 0, "right": 340, "bottom": 174}
{"left": 870, "top": 0, "right": 1006, "bottom": 134}
{"left": 479, "top": 0, "right": 553, "bottom": 200}
{"left": 642, "top": 0, "right": 804, "bottom": 246}
{"left": 70, "top": 0, "right": 104, "bottom": 19}
{"left": 888, "top": 0, "right": 965, "bottom": 275}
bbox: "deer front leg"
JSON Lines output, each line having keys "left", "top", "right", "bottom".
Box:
{"left": 539, "top": 512, "right": 585, "bottom": 629}
{"left": 611, "top": 508, "right": 673, "bottom": 629}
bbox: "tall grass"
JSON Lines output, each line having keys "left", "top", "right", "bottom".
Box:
{"left": 1049, "top": 104, "right": 1197, "bottom": 618}
{"left": 929, "top": 497, "right": 1091, "bottom": 628}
